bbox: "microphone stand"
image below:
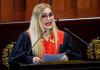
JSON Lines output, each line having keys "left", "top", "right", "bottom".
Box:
{"left": 27, "top": 32, "right": 45, "bottom": 62}
{"left": 64, "top": 28, "right": 96, "bottom": 60}
{"left": 64, "top": 28, "right": 89, "bottom": 47}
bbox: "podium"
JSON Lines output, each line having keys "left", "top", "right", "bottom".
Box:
{"left": 9, "top": 60, "right": 100, "bottom": 70}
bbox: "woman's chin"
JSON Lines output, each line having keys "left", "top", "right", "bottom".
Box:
{"left": 45, "top": 26, "right": 52, "bottom": 29}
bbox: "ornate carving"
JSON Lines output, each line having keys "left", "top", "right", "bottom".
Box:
{"left": 87, "top": 37, "right": 100, "bottom": 60}
{"left": 2, "top": 42, "right": 16, "bottom": 68}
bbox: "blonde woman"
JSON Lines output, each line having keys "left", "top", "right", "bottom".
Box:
{"left": 9, "top": 3, "right": 82, "bottom": 64}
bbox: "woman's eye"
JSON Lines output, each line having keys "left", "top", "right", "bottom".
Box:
{"left": 41, "top": 14, "right": 47, "bottom": 18}
{"left": 41, "top": 12, "right": 53, "bottom": 18}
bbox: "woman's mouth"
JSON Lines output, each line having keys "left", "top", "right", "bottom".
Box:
{"left": 45, "top": 22, "right": 52, "bottom": 26}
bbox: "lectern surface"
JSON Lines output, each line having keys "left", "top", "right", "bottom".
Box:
{"left": 10, "top": 60, "right": 100, "bottom": 70}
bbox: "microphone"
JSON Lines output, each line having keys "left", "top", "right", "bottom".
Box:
{"left": 64, "top": 28, "right": 97, "bottom": 60}
{"left": 27, "top": 31, "right": 47, "bottom": 60}
{"left": 64, "top": 28, "right": 89, "bottom": 48}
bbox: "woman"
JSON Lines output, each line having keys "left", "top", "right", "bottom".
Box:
{"left": 9, "top": 3, "right": 82, "bottom": 64}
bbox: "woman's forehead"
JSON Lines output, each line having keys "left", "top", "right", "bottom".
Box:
{"left": 42, "top": 8, "right": 52, "bottom": 13}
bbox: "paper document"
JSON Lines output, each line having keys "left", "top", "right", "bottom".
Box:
{"left": 42, "top": 53, "right": 65, "bottom": 62}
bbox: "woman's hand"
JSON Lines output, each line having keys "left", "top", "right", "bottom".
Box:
{"left": 61, "top": 55, "right": 68, "bottom": 61}
{"left": 32, "top": 57, "right": 42, "bottom": 64}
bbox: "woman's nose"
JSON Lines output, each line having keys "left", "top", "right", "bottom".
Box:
{"left": 46, "top": 16, "right": 51, "bottom": 20}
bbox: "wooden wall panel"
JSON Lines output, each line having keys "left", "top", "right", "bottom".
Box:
{"left": 77, "top": 0, "right": 99, "bottom": 17}
{"left": 90, "top": 0, "right": 98, "bottom": 16}
{"left": 65, "top": 0, "right": 77, "bottom": 18}
{"left": 77, "top": 0, "right": 90, "bottom": 8}
{"left": 97, "top": 0, "right": 100, "bottom": 16}
{"left": 0, "top": 0, "right": 13, "bottom": 22}
{"left": 26, "top": 0, "right": 38, "bottom": 20}
{"left": 52, "top": 0, "right": 65, "bottom": 19}
{"left": 77, "top": 0, "right": 91, "bottom": 17}
{"left": 13, "top": 0, "right": 26, "bottom": 21}
{"left": 26, "top": 0, "right": 51, "bottom": 20}
{"left": 0, "top": 0, "right": 100, "bottom": 23}
{"left": 0, "top": 0, "right": 1, "bottom": 21}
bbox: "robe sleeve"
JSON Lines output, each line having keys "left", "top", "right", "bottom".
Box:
{"left": 8, "top": 32, "right": 34, "bottom": 65}
{"left": 59, "top": 32, "right": 82, "bottom": 60}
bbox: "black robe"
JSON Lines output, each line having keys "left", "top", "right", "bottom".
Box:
{"left": 9, "top": 31, "right": 82, "bottom": 64}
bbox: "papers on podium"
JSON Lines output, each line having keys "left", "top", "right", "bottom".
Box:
{"left": 42, "top": 53, "right": 65, "bottom": 62}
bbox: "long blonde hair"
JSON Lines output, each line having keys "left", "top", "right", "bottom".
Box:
{"left": 29, "top": 3, "right": 59, "bottom": 58}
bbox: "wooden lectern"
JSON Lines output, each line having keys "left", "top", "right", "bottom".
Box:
{"left": 9, "top": 60, "right": 100, "bottom": 70}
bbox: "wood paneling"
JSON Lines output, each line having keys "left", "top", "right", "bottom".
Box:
{"left": 26, "top": 0, "right": 52, "bottom": 20}
{"left": 52, "top": 0, "right": 65, "bottom": 19}
{"left": 26, "top": 0, "right": 38, "bottom": 20}
{"left": 0, "top": 0, "right": 1, "bottom": 21}
{"left": 77, "top": 0, "right": 99, "bottom": 17}
{"left": 0, "top": 0, "right": 100, "bottom": 23}
{"left": 65, "top": 0, "right": 77, "bottom": 18}
{"left": 0, "top": 0, "right": 13, "bottom": 22}
{"left": 13, "top": 0, "right": 26, "bottom": 21}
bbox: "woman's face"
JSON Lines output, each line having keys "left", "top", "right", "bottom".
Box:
{"left": 40, "top": 7, "right": 54, "bottom": 31}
